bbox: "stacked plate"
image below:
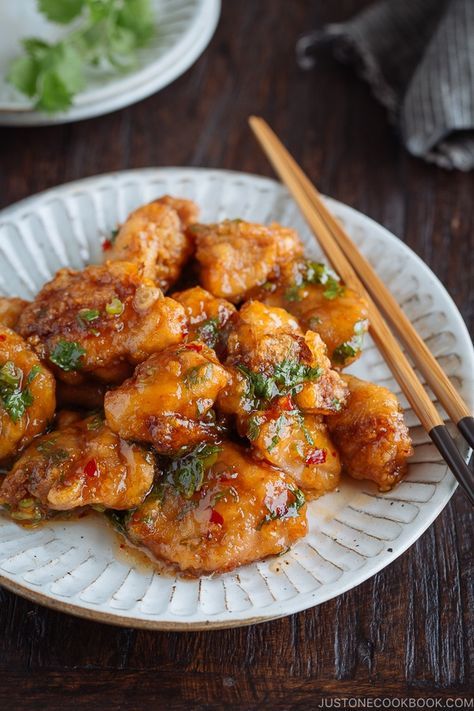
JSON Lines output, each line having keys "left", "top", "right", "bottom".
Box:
{"left": 0, "top": 0, "right": 221, "bottom": 126}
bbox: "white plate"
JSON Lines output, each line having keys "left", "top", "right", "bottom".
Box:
{"left": 0, "top": 0, "right": 220, "bottom": 126}
{"left": 0, "top": 168, "right": 472, "bottom": 630}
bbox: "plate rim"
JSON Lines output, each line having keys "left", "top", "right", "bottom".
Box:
{"left": 0, "top": 166, "right": 472, "bottom": 630}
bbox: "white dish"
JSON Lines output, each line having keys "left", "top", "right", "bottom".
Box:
{"left": 0, "top": 168, "right": 472, "bottom": 629}
{"left": 0, "top": 0, "right": 220, "bottom": 126}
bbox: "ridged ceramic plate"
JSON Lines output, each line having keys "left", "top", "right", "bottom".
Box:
{"left": 0, "top": 0, "right": 220, "bottom": 126}
{"left": 0, "top": 168, "right": 472, "bottom": 630}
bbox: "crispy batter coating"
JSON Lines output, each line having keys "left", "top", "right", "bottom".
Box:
{"left": 126, "top": 441, "right": 307, "bottom": 575}
{"left": 0, "top": 327, "right": 55, "bottom": 462}
{"left": 217, "top": 301, "right": 348, "bottom": 418}
{"left": 172, "top": 286, "right": 236, "bottom": 351}
{"left": 108, "top": 196, "right": 197, "bottom": 290}
{"left": 326, "top": 375, "right": 413, "bottom": 491}
{"left": 244, "top": 402, "right": 341, "bottom": 499}
{"left": 251, "top": 259, "right": 369, "bottom": 368}
{"left": 104, "top": 342, "right": 230, "bottom": 454}
{"left": 17, "top": 260, "right": 187, "bottom": 385}
{"left": 0, "top": 414, "right": 155, "bottom": 520}
{"left": 191, "top": 220, "right": 303, "bottom": 303}
{"left": 0, "top": 297, "right": 29, "bottom": 330}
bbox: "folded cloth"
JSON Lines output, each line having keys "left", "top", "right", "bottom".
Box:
{"left": 296, "top": 0, "right": 474, "bottom": 170}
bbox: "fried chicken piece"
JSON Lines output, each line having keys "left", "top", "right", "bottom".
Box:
{"left": 108, "top": 196, "right": 198, "bottom": 290}
{"left": 0, "top": 414, "right": 155, "bottom": 522}
{"left": 326, "top": 375, "right": 413, "bottom": 491}
{"left": 217, "top": 301, "right": 348, "bottom": 418}
{"left": 172, "top": 286, "right": 236, "bottom": 352}
{"left": 0, "top": 297, "right": 29, "bottom": 330}
{"left": 104, "top": 342, "right": 230, "bottom": 454}
{"left": 0, "top": 327, "right": 55, "bottom": 462}
{"left": 17, "top": 260, "right": 187, "bottom": 385}
{"left": 126, "top": 441, "right": 307, "bottom": 575}
{"left": 251, "top": 259, "right": 369, "bottom": 368}
{"left": 243, "top": 401, "right": 341, "bottom": 499}
{"left": 191, "top": 219, "right": 303, "bottom": 303}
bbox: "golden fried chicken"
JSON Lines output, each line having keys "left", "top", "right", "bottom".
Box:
{"left": 126, "top": 441, "right": 307, "bottom": 575}
{"left": 191, "top": 219, "right": 303, "bottom": 303}
{"left": 326, "top": 375, "right": 413, "bottom": 491}
{"left": 104, "top": 342, "right": 230, "bottom": 454}
{"left": 251, "top": 259, "right": 369, "bottom": 368}
{"left": 243, "top": 400, "right": 341, "bottom": 499}
{"left": 0, "top": 414, "right": 155, "bottom": 522}
{"left": 0, "top": 327, "right": 55, "bottom": 462}
{"left": 0, "top": 297, "right": 29, "bottom": 330}
{"left": 172, "top": 286, "right": 236, "bottom": 352}
{"left": 217, "top": 301, "right": 348, "bottom": 418}
{"left": 108, "top": 196, "right": 197, "bottom": 290}
{"left": 17, "top": 260, "right": 187, "bottom": 385}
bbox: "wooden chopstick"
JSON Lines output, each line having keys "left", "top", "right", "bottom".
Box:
{"left": 249, "top": 115, "right": 474, "bottom": 505}
{"left": 251, "top": 119, "right": 474, "bottom": 452}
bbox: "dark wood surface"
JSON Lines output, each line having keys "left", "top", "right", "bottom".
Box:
{"left": 0, "top": 1, "right": 472, "bottom": 708}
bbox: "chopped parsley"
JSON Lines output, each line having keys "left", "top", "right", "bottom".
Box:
{"left": 0, "top": 361, "right": 35, "bottom": 423}
{"left": 323, "top": 279, "right": 345, "bottom": 300}
{"left": 36, "top": 438, "right": 69, "bottom": 463}
{"left": 284, "top": 285, "right": 302, "bottom": 302}
{"left": 184, "top": 363, "right": 213, "bottom": 388}
{"left": 167, "top": 443, "right": 222, "bottom": 499}
{"left": 332, "top": 320, "right": 368, "bottom": 364}
{"left": 290, "top": 260, "right": 345, "bottom": 301}
{"left": 237, "top": 359, "right": 322, "bottom": 406}
{"left": 247, "top": 414, "right": 263, "bottom": 441}
{"left": 195, "top": 317, "right": 220, "bottom": 347}
{"left": 50, "top": 339, "right": 86, "bottom": 371}
{"left": 27, "top": 365, "right": 41, "bottom": 383}
{"left": 257, "top": 483, "right": 305, "bottom": 529}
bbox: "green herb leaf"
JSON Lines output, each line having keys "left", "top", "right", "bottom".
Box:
{"left": 195, "top": 317, "right": 219, "bottom": 347}
{"left": 0, "top": 361, "right": 35, "bottom": 423}
{"left": 50, "top": 339, "right": 86, "bottom": 371}
{"left": 184, "top": 363, "right": 213, "bottom": 388}
{"left": 323, "top": 277, "right": 345, "bottom": 300}
{"left": 257, "top": 483, "right": 305, "bottom": 529}
{"left": 168, "top": 443, "right": 222, "bottom": 499}
{"left": 38, "top": 0, "right": 85, "bottom": 24}
{"left": 284, "top": 285, "right": 302, "bottom": 302}
{"left": 333, "top": 342, "right": 358, "bottom": 364}
{"left": 77, "top": 308, "right": 100, "bottom": 327}
{"left": 27, "top": 364, "right": 42, "bottom": 383}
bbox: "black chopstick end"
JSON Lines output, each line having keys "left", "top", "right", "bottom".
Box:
{"left": 457, "top": 416, "right": 474, "bottom": 450}
{"left": 429, "top": 425, "right": 474, "bottom": 506}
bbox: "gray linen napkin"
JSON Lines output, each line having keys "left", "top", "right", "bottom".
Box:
{"left": 297, "top": 0, "right": 474, "bottom": 170}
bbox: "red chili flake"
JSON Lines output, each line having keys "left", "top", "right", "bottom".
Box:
{"left": 0, "top": 334, "right": 5, "bottom": 341}
{"left": 278, "top": 394, "right": 294, "bottom": 411}
{"left": 210, "top": 509, "right": 224, "bottom": 525}
{"left": 84, "top": 458, "right": 98, "bottom": 477}
{"left": 305, "top": 448, "right": 327, "bottom": 465}
{"left": 120, "top": 543, "right": 125, "bottom": 549}
{"left": 102, "top": 239, "right": 113, "bottom": 251}
{"left": 185, "top": 342, "right": 203, "bottom": 352}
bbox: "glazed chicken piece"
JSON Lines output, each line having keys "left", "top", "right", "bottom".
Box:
{"left": 172, "top": 286, "right": 236, "bottom": 352}
{"left": 104, "top": 342, "right": 230, "bottom": 454}
{"left": 17, "top": 260, "right": 187, "bottom": 385}
{"left": 107, "top": 195, "right": 198, "bottom": 290}
{"left": 251, "top": 259, "right": 369, "bottom": 368}
{"left": 0, "top": 414, "right": 155, "bottom": 522}
{"left": 326, "top": 375, "right": 413, "bottom": 491}
{"left": 126, "top": 441, "right": 307, "bottom": 575}
{"left": 0, "top": 326, "right": 55, "bottom": 462}
{"left": 191, "top": 219, "right": 304, "bottom": 303}
{"left": 0, "top": 297, "right": 29, "bottom": 330}
{"left": 244, "top": 401, "right": 341, "bottom": 499}
{"left": 217, "top": 301, "right": 348, "bottom": 419}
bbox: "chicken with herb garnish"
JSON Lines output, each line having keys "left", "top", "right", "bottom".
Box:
{"left": 0, "top": 413, "right": 155, "bottom": 522}
{"left": 0, "top": 327, "right": 55, "bottom": 462}
{"left": 326, "top": 375, "right": 413, "bottom": 491}
{"left": 17, "top": 260, "right": 187, "bottom": 385}
{"left": 251, "top": 259, "right": 369, "bottom": 368}
{"left": 172, "top": 286, "right": 236, "bottom": 353}
{"left": 190, "top": 219, "right": 304, "bottom": 303}
{"left": 126, "top": 441, "right": 307, "bottom": 575}
{"left": 107, "top": 196, "right": 198, "bottom": 290}
{"left": 217, "top": 301, "right": 348, "bottom": 420}
{"left": 104, "top": 342, "right": 230, "bottom": 454}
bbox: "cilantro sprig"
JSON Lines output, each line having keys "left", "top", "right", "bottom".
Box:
{"left": 167, "top": 443, "right": 222, "bottom": 500}
{"left": 237, "top": 359, "right": 322, "bottom": 407}
{"left": 0, "top": 361, "right": 39, "bottom": 423}
{"left": 8, "top": 0, "right": 155, "bottom": 112}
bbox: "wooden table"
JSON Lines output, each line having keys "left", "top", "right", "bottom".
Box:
{"left": 0, "top": 1, "right": 472, "bottom": 707}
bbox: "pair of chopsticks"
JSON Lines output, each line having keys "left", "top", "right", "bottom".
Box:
{"left": 249, "top": 116, "right": 474, "bottom": 505}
